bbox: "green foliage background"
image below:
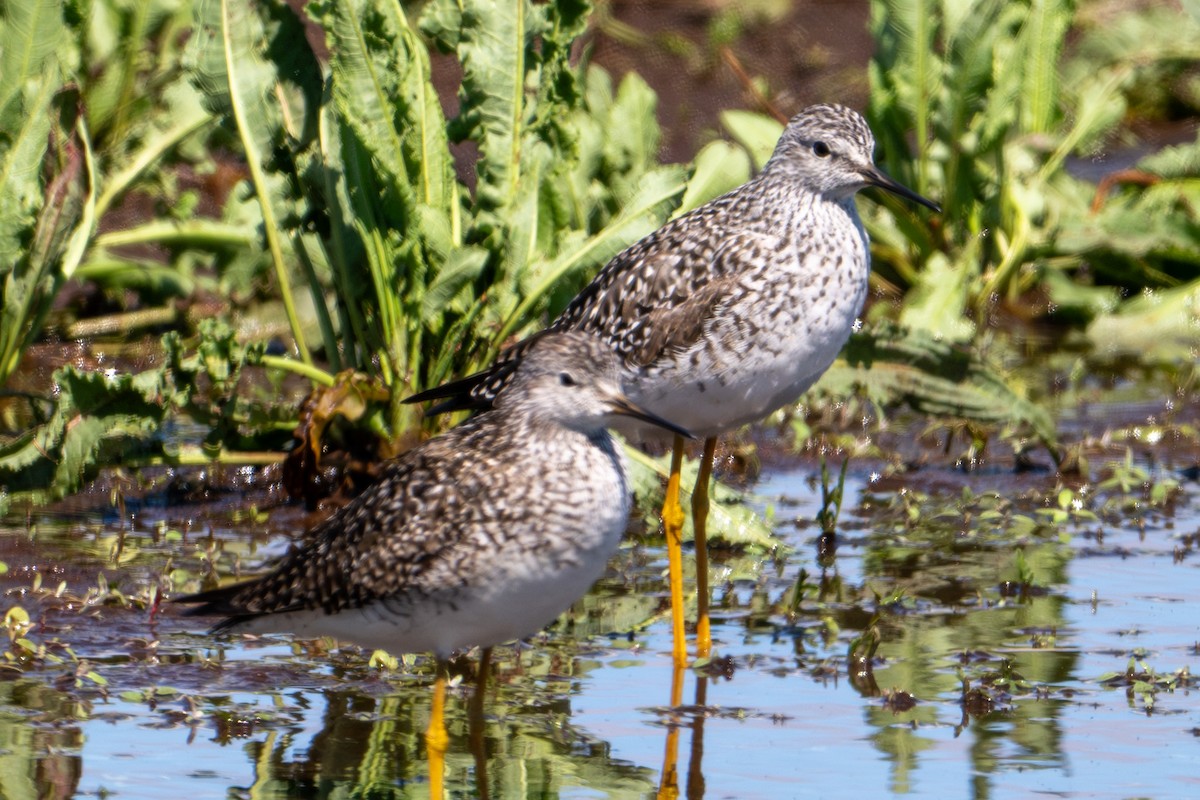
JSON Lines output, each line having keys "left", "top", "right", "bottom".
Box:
{"left": 0, "top": 0, "right": 1196, "bottom": 509}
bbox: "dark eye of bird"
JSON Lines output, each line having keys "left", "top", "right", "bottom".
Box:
{"left": 812, "top": 141, "right": 831, "bottom": 158}
{"left": 558, "top": 372, "right": 576, "bottom": 387}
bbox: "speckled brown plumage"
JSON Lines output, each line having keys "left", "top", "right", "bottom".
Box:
{"left": 408, "top": 104, "right": 937, "bottom": 439}
{"left": 175, "top": 333, "right": 690, "bottom": 658}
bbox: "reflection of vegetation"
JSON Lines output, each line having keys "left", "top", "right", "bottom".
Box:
{"left": 197, "top": 644, "right": 656, "bottom": 799}
{"left": 0, "top": 681, "right": 84, "bottom": 800}
{"left": 0, "top": 0, "right": 1196, "bottom": 795}
{"left": 856, "top": 484, "right": 1078, "bottom": 797}
{"left": 0, "top": 444, "right": 1195, "bottom": 796}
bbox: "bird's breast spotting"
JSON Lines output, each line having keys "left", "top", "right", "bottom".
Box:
{"left": 625, "top": 209, "right": 870, "bottom": 437}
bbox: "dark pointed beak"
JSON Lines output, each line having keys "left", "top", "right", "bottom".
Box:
{"left": 861, "top": 166, "right": 940, "bottom": 213}
{"left": 606, "top": 395, "right": 695, "bottom": 440}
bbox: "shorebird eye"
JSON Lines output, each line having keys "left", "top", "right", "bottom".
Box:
{"left": 812, "top": 141, "right": 831, "bottom": 158}
{"left": 558, "top": 372, "right": 577, "bottom": 387}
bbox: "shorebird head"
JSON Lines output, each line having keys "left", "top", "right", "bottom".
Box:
{"left": 499, "top": 333, "right": 694, "bottom": 439}
{"left": 766, "top": 103, "right": 939, "bottom": 212}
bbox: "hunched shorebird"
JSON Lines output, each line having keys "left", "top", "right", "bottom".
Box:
{"left": 175, "top": 332, "right": 692, "bottom": 797}
{"left": 407, "top": 103, "right": 938, "bottom": 668}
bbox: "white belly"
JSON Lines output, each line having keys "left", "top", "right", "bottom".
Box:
{"left": 240, "top": 547, "right": 619, "bottom": 655}
{"left": 232, "top": 440, "right": 633, "bottom": 658}
{"left": 626, "top": 259, "right": 868, "bottom": 439}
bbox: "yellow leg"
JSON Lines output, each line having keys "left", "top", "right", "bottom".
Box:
{"left": 657, "top": 659, "right": 685, "bottom": 799}
{"left": 659, "top": 441, "right": 688, "bottom": 800}
{"left": 663, "top": 435, "right": 688, "bottom": 669}
{"left": 427, "top": 664, "right": 449, "bottom": 800}
{"left": 686, "top": 676, "right": 709, "bottom": 799}
{"left": 468, "top": 649, "right": 491, "bottom": 800}
{"left": 692, "top": 437, "right": 717, "bottom": 659}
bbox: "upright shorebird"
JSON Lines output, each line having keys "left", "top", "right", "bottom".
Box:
{"left": 407, "top": 103, "right": 938, "bottom": 668}
{"left": 175, "top": 332, "right": 692, "bottom": 797}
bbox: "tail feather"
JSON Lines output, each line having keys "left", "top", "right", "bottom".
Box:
{"left": 402, "top": 370, "right": 495, "bottom": 414}
{"left": 403, "top": 330, "right": 551, "bottom": 415}
{"left": 174, "top": 582, "right": 265, "bottom": 633}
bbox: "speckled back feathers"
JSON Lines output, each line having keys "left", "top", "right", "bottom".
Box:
{"left": 177, "top": 334, "right": 637, "bottom": 632}
{"left": 406, "top": 104, "right": 887, "bottom": 417}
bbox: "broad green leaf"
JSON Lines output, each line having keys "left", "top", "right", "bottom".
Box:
{"left": 0, "top": 0, "right": 65, "bottom": 125}
{"left": 0, "top": 72, "right": 59, "bottom": 382}
{"left": 187, "top": 0, "right": 324, "bottom": 364}
{"left": 314, "top": 0, "right": 453, "bottom": 217}
{"left": 720, "top": 110, "right": 782, "bottom": 171}
{"left": 605, "top": 72, "right": 659, "bottom": 178}
{"left": 95, "top": 80, "right": 214, "bottom": 219}
{"left": 424, "top": 0, "right": 527, "bottom": 215}
{"left": 675, "top": 140, "right": 751, "bottom": 217}
{"left": 811, "top": 322, "right": 1059, "bottom": 457}
{"left": 897, "top": 251, "right": 976, "bottom": 341}
{"left": 496, "top": 165, "right": 687, "bottom": 349}
{"left": 1017, "top": 0, "right": 1071, "bottom": 133}
{"left": 0, "top": 366, "right": 168, "bottom": 500}
{"left": 422, "top": 247, "right": 489, "bottom": 322}
{"left": 1136, "top": 132, "right": 1200, "bottom": 179}
{"left": 1085, "top": 280, "right": 1200, "bottom": 365}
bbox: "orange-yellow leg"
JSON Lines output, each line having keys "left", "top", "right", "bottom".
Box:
{"left": 427, "top": 663, "right": 449, "bottom": 799}
{"left": 468, "top": 649, "right": 492, "bottom": 800}
{"left": 686, "top": 676, "right": 709, "bottom": 799}
{"left": 656, "top": 658, "right": 686, "bottom": 799}
{"left": 663, "top": 435, "right": 688, "bottom": 668}
{"left": 692, "top": 437, "right": 717, "bottom": 659}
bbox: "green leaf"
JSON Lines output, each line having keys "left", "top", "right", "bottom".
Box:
{"left": 0, "top": 0, "right": 65, "bottom": 126}
{"left": 811, "top": 322, "right": 1060, "bottom": 458}
{"left": 425, "top": 0, "right": 527, "bottom": 215}
{"left": 0, "top": 365, "right": 168, "bottom": 501}
{"left": 897, "top": 251, "right": 977, "bottom": 341}
{"left": 604, "top": 71, "right": 659, "bottom": 177}
{"left": 676, "top": 140, "right": 751, "bottom": 217}
{"left": 1085, "top": 280, "right": 1200, "bottom": 365}
{"left": 316, "top": 0, "right": 453, "bottom": 216}
{"left": 1017, "top": 0, "right": 1071, "bottom": 133}
{"left": 95, "top": 80, "right": 214, "bottom": 219}
{"left": 720, "top": 110, "right": 782, "bottom": 171}
{"left": 187, "top": 0, "right": 324, "bottom": 364}
{"left": 496, "top": 165, "right": 687, "bottom": 349}
{"left": 422, "top": 247, "right": 489, "bottom": 322}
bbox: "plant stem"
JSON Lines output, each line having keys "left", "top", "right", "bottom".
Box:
{"left": 258, "top": 355, "right": 336, "bottom": 387}
{"left": 220, "top": 0, "right": 311, "bottom": 365}
{"left": 94, "top": 220, "right": 253, "bottom": 250}
{"left": 65, "top": 307, "right": 179, "bottom": 339}
{"left": 124, "top": 448, "right": 286, "bottom": 467}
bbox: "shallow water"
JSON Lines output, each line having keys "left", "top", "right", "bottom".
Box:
{"left": 0, "top": 408, "right": 1197, "bottom": 799}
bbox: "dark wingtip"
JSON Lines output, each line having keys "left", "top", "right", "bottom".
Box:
{"left": 173, "top": 583, "right": 245, "bottom": 617}
{"left": 173, "top": 585, "right": 265, "bottom": 635}
{"left": 402, "top": 384, "right": 455, "bottom": 406}
{"left": 403, "top": 362, "right": 519, "bottom": 415}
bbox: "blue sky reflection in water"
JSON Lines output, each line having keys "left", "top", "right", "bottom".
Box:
{"left": 1, "top": 449, "right": 1198, "bottom": 799}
